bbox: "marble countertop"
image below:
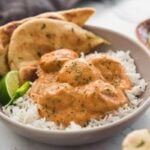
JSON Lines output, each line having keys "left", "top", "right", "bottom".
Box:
{"left": 0, "top": 0, "right": 150, "bottom": 149}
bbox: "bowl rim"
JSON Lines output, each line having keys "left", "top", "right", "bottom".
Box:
{"left": 0, "top": 25, "right": 150, "bottom": 135}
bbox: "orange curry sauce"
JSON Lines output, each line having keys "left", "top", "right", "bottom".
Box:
{"left": 29, "top": 49, "right": 131, "bottom": 127}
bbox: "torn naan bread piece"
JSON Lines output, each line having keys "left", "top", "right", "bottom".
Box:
{"left": 57, "top": 7, "right": 95, "bottom": 27}
{"left": 18, "top": 61, "right": 38, "bottom": 84}
{"left": 8, "top": 18, "right": 108, "bottom": 70}
{"left": 0, "top": 7, "right": 95, "bottom": 75}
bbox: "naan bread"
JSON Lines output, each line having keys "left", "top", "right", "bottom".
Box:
{"left": 0, "top": 8, "right": 95, "bottom": 75}
{"left": 39, "top": 7, "right": 95, "bottom": 27}
{"left": 57, "top": 7, "right": 95, "bottom": 27}
{"left": 122, "top": 129, "right": 150, "bottom": 150}
{"left": 0, "top": 42, "right": 9, "bottom": 75}
{"left": 8, "top": 18, "right": 107, "bottom": 70}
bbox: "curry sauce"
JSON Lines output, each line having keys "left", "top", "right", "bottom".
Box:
{"left": 29, "top": 49, "right": 131, "bottom": 127}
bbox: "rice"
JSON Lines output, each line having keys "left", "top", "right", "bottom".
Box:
{"left": 2, "top": 50, "right": 147, "bottom": 131}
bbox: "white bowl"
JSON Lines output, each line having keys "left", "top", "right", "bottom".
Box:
{"left": 0, "top": 26, "right": 150, "bottom": 146}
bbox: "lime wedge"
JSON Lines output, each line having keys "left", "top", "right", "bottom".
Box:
{"left": 0, "top": 71, "right": 19, "bottom": 105}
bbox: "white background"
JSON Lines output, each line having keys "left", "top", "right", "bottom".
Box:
{"left": 0, "top": 0, "right": 150, "bottom": 149}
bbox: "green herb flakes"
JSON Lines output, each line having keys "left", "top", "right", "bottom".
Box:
{"left": 41, "top": 23, "right": 46, "bottom": 30}
{"left": 136, "top": 140, "right": 145, "bottom": 148}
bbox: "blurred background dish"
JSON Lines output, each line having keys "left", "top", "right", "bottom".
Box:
{"left": 136, "top": 19, "right": 150, "bottom": 49}
{"left": 122, "top": 129, "right": 150, "bottom": 150}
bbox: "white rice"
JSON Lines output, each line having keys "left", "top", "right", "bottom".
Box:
{"left": 2, "top": 50, "right": 147, "bottom": 131}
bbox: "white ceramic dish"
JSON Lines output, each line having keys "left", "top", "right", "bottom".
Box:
{"left": 0, "top": 26, "right": 150, "bottom": 146}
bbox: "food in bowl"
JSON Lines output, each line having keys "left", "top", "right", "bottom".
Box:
{"left": 0, "top": 8, "right": 147, "bottom": 131}
{"left": 2, "top": 49, "right": 147, "bottom": 130}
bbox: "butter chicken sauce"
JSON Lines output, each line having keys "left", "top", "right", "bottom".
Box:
{"left": 30, "top": 49, "right": 131, "bottom": 127}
